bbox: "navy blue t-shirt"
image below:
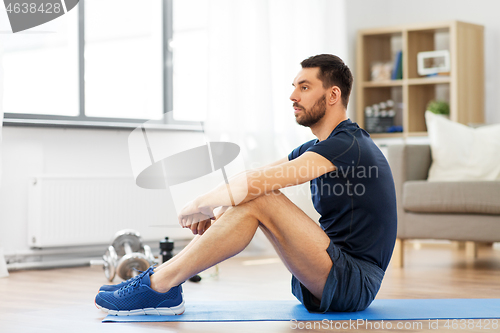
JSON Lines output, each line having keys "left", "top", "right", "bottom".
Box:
{"left": 288, "top": 119, "right": 397, "bottom": 271}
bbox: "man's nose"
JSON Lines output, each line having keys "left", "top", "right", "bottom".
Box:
{"left": 289, "top": 89, "right": 299, "bottom": 102}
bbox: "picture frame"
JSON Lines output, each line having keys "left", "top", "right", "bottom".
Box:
{"left": 417, "top": 50, "right": 451, "bottom": 76}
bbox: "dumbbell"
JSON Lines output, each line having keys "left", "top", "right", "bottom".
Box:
{"left": 102, "top": 229, "right": 156, "bottom": 282}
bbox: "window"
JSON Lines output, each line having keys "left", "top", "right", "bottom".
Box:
{"left": 1, "top": 4, "right": 79, "bottom": 118}
{"left": 2, "top": 0, "right": 197, "bottom": 129}
{"left": 84, "top": 0, "right": 163, "bottom": 121}
{"left": 171, "top": 0, "right": 208, "bottom": 122}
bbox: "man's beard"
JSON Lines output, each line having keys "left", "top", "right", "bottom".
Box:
{"left": 294, "top": 95, "right": 326, "bottom": 127}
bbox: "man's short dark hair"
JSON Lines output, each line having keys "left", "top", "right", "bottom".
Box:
{"left": 301, "top": 54, "right": 353, "bottom": 108}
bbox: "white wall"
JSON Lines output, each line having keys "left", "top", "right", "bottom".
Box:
{"left": 0, "top": 126, "right": 201, "bottom": 255}
{"left": 344, "top": 0, "right": 500, "bottom": 125}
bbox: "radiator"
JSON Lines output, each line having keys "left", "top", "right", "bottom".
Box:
{"left": 28, "top": 176, "right": 192, "bottom": 248}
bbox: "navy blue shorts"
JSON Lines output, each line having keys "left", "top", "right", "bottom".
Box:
{"left": 291, "top": 239, "right": 385, "bottom": 313}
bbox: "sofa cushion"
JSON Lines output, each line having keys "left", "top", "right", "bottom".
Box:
{"left": 425, "top": 111, "right": 500, "bottom": 181}
{"left": 403, "top": 180, "right": 500, "bottom": 214}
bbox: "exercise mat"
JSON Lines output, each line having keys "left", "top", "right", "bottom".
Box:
{"left": 102, "top": 299, "right": 500, "bottom": 323}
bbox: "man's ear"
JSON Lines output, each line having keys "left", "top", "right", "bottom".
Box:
{"left": 328, "top": 86, "right": 342, "bottom": 106}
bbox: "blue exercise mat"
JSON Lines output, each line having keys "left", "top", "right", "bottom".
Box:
{"left": 102, "top": 299, "right": 500, "bottom": 322}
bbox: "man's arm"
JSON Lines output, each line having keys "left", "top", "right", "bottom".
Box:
{"left": 207, "top": 156, "right": 290, "bottom": 220}
{"left": 205, "top": 152, "right": 334, "bottom": 206}
{"left": 257, "top": 156, "right": 290, "bottom": 169}
{"left": 178, "top": 152, "right": 335, "bottom": 227}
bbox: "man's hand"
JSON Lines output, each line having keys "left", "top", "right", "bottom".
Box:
{"left": 178, "top": 201, "right": 232, "bottom": 235}
{"left": 178, "top": 199, "right": 215, "bottom": 235}
{"left": 178, "top": 199, "right": 214, "bottom": 223}
{"left": 185, "top": 213, "right": 213, "bottom": 235}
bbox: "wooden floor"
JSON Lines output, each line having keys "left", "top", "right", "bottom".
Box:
{"left": 1, "top": 243, "right": 500, "bottom": 333}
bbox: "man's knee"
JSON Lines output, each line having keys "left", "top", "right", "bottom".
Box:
{"left": 245, "top": 191, "right": 288, "bottom": 225}
{"left": 228, "top": 191, "right": 286, "bottom": 222}
{"left": 247, "top": 190, "right": 283, "bottom": 209}
{"left": 222, "top": 198, "right": 258, "bottom": 218}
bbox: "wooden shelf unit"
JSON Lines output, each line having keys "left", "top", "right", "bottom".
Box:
{"left": 356, "top": 21, "right": 484, "bottom": 137}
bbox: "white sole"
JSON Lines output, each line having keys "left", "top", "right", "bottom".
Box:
{"left": 96, "top": 300, "right": 185, "bottom": 316}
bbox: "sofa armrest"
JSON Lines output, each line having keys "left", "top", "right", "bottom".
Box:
{"left": 388, "top": 144, "right": 432, "bottom": 184}
{"left": 387, "top": 144, "right": 432, "bottom": 238}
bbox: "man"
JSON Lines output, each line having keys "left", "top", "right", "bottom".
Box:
{"left": 95, "top": 54, "right": 397, "bottom": 315}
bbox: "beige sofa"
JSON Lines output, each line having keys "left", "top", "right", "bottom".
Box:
{"left": 388, "top": 144, "right": 500, "bottom": 266}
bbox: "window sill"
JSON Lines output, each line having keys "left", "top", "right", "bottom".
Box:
{"left": 2, "top": 117, "right": 203, "bottom": 132}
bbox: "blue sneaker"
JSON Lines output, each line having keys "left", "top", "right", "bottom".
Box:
{"left": 95, "top": 270, "right": 184, "bottom": 316}
{"left": 99, "top": 266, "right": 156, "bottom": 292}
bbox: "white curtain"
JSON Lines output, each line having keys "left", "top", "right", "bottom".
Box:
{"left": 0, "top": 27, "right": 4, "bottom": 191}
{"left": 0, "top": 19, "right": 5, "bottom": 275}
{"left": 203, "top": 0, "right": 348, "bottom": 169}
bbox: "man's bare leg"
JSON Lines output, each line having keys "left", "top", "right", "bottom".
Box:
{"left": 153, "top": 235, "right": 201, "bottom": 270}
{"left": 153, "top": 207, "right": 227, "bottom": 270}
{"left": 150, "top": 191, "right": 332, "bottom": 300}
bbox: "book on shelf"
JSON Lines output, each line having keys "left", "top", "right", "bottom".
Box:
{"left": 391, "top": 50, "right": 403, "bottom": 80}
